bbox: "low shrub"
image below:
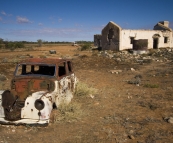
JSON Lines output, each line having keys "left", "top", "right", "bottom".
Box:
{"left": 53, "top": 102, "right": 82, "bottom": 122}
{"left": 75, "top": 82, "right": 97, "bottom": 97}
{"left": 81, "top": 44, "right": 91, "bottom": 51}
{"left": 144, "top": 83, "right": 159, "bottom": 88}
{"left": 4, "top": 42, "right": 25, "bottom": 50}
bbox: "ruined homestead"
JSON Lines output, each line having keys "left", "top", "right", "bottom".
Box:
{"left": 94, "top": 21, "right": 173, "bottom": 51}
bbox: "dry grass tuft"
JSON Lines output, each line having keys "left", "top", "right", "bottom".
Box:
{"left": 39, "top": 55, "right": 47, "bottom": 58}
{"left": 53, "top": 102, "right": 83, "bottom": 123}
{"left": 74, "top": 82, "right": 97, "bottom": 97}
{"left": 52, "top": 82, "right": 97, "bottom": 123}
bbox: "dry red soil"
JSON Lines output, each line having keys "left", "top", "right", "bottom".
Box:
{"left": 0, "top": 45, "right": 173, "bottom": 143}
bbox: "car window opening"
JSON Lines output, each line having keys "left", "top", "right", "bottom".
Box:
{"left": 16, "top": 64, "right": 55, "bottom": 76}
{"left": 58, "top": 62, "right": 66, "bottom": 77}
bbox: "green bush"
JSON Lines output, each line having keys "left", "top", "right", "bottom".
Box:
{"left": 4, "top": 42, "right": 25, "bottom": 50}
{"left": 144, "top": 83, "right": 159, "bottom": 88}
{"left": 15, "top": 42, "right": 25, "bottom": 48}
{"left": 5, "top": 42, "right": 15, "bottom": 51}
{"left": 81, "top": 44, "right": 91, "bottom": 51}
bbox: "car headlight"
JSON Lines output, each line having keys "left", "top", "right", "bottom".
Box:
{"left": 34, "top": 99, "right": 45, "bottom": 110}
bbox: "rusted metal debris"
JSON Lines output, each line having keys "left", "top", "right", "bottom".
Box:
{"left": 0, "top": 58, "right": 77, "bottom": 125}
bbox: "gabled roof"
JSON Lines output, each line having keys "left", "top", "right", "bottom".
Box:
{"left": 155, "top": 22, "right": 172, "bottom": 31}
{"left": 102, "top": 21, "right": 122, "bottom": 33}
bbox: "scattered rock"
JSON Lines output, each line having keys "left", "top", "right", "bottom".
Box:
{"left": 164, "top": 117, "right": 173, "bottom": 124}
{"left": 2, "top": 58, "right": 8, "bottom": 63}
{"left": 128, "top": 135, "right": 135, "bottom": 139}
{"left": 97, "top": 48, "right": 173, "bottom": 64}
{"left": 131, "top": 68, "right": 135, "bottom": 71}
{"left": 74, "top": 54, "right": 80, "bottom": 56}
{"left": 128, "top": 75, "right": 142, "bottom": 85}
{"left": 49, "top": 50, "right": 56, "bottom": 54}
{"left": 115, "top": 58, "right": 121, "bottom": 62}
{"left": 109, "top": 70, "right": 122, "bottom": 74}
{"left": 0, "top": 74, "right": 7, "bottom": 81}
{"left": 90, "top": 94, "right": 94, "bottom": 99}
{"left": 94, "top": 102, "right": 99, "bottom": 105}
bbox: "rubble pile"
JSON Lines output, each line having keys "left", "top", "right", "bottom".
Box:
{"left": 96, "top": 48, "right": 173, "bottom": 63}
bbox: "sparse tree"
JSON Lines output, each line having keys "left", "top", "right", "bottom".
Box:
{"left": 0, "top": 38, "right": 3, "bottom": 43}
{"left": 37, "top": 39, "right": 42, "bottom": 47}
{"left": 0, "top": 38, "right": 3, "bottom": 49}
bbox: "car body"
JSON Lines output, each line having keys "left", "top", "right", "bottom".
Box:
{"left": 0, "top": 58, "right": 77, "bottom": 125}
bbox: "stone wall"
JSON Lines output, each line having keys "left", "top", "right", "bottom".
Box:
{"left": 101, "top": 21, "right": 121, "bottom": 51}
{"left": 121, "top": 29, "right": 173, "bottom": 50}
{"left": 94, "top": 34, "right": 102, "bottom": 47}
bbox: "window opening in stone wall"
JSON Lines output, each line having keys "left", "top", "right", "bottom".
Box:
{"left": 130, "top": 37, "right": 134, "bottom": 44}
{"left": 164, "top": 37, "right": 168, "bottom": 43}
{"left": 108, "top": 28, "right": 114, "bottom": 45}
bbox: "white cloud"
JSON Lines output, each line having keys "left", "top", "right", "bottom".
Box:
{"left": 1, "top": 11, "right": 12, "bottom": 16}
{"left": 0, "top": 17, "right": 2, "bottom": 21}
{"left": 2, "top": 26, "right": 97, "bottom": 41}
{"left": 58, "top": 18, "right": 62, "bottom": 22}
{"left": 16, "top": 16, "right": 32, "bottom": 24}
{"left": 38, "top": 23, "right": 43, "bottom": 26}
{"left": 5, "top": 27, "right": 83, "bottom": 37}
{"left": 1, "top": 11, "right": 6, "bottom": 16}
{"left": 91, "top": 25, "right": 104, "bottom": 31}
{"left": 75, "top": 23, "right": 83, "bottom": 27}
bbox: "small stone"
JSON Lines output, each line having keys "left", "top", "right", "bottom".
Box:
{"left": 128, "top": 135, "right": 135, "bottom": 139}
{"left": 110, "top": 70, "right": 122, "bottom": 74}
{"left": 131, "top": 68, "right": 135, "bottom": 71}
{"left": 90, "top": 94, "right": 94, "bottom": 99}
{"left": 129, "top": 130, "right": 134, "bottom": 134}
{"left": 168, "top": 117, "right": 173, "bottom": 124}
{"left": 94, "top": 102, "right": 99, "bottom": 105}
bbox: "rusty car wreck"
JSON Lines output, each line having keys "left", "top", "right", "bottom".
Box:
{"left": 0, "top": 58, "right": 77, "bottom": 125}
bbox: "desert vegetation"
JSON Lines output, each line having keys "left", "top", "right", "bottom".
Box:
{"left": 0, "top": 44, "right": 173, "bottom": 142}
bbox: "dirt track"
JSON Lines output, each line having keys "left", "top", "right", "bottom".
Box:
{"left": 0, "top": 45, "right": 173, "bottom": 143}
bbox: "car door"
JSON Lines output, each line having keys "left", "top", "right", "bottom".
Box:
{"left": 55, "top": 61, "right": 77, "bottom": 107}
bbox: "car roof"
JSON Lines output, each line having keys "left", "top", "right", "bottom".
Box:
{"left": 19, "top": 58, "right": 69, "bottom": 64}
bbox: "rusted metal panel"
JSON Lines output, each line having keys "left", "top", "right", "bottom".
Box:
{"left": 20, "top": 58, "right": 66, "bottom": 64}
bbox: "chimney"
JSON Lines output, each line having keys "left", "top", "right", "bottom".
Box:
{"left": 159, "top": 21, "right": 169, "bottom": 27}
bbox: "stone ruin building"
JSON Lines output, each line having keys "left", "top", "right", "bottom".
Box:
{"left": 94, "top": 21, "right": 173, "bottom": 52}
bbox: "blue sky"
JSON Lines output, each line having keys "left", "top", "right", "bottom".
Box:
{"left": 0, "top": 0, "right": 173, "bottom": 42}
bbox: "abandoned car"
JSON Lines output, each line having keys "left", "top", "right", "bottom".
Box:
{"left": 0, "top": 58, "right": 77, "bottom": 125}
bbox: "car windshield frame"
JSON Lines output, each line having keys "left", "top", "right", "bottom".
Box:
{"left": 15, "top": 63, "right": 56, "bottom": 77}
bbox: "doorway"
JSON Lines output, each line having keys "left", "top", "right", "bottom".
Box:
{"left": 153, "top": 38, "right": 158, "bottom": 49}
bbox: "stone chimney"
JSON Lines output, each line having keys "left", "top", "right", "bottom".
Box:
{"left": 159, "top": 21, "right": 169, "bottom": 27}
